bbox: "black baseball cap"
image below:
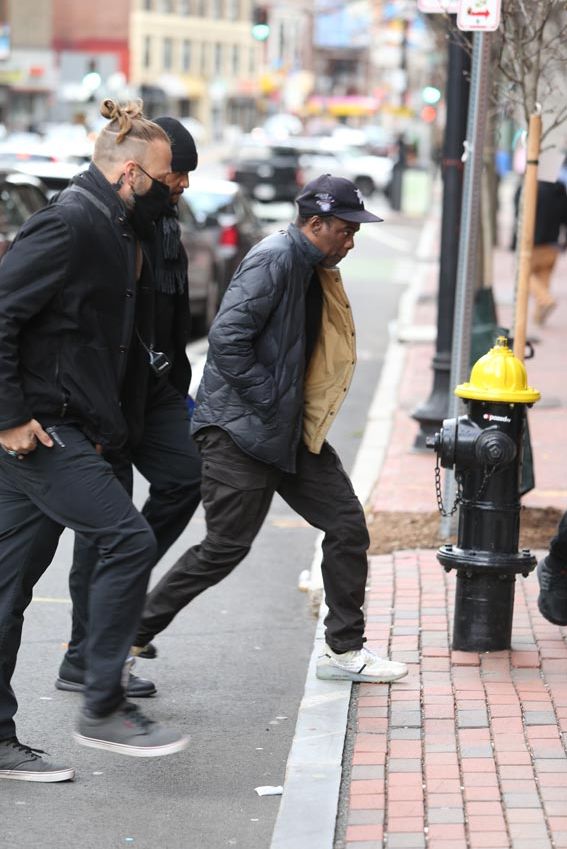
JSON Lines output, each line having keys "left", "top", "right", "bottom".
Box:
{"left": 295, "top": 174, "right": 383, "bottom": 223}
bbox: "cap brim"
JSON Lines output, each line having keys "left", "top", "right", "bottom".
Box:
{"left": 335, "top": 209, "right": 384, "bottom": 223}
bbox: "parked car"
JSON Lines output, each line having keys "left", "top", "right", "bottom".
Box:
{"left": 176, "top": 193, "right": 222, "bottom": 334}
{"left": 227, "top": 139, "right": 304, "bottom": 203}
{"left": 180, "top": 176, "right": 265, "bottom": 299}
{"left": 337, "top": 146, "right": 394, "bottom": 196}
{"left": 0, "top": 171, "right": 48, "bottom": 258}
{"left": 288, "top": 137, "right": 393, "bottom": 197}
{"left": 10, "top": 160, "right": 88, "bottom": 197}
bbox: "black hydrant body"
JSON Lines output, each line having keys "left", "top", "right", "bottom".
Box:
{"left": 428, "top": 337, "right": 540, "bottom": 652}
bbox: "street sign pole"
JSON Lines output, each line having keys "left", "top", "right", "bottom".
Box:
{"left": 411, "top": 18, "right": 471, "bottom": 449}
{"left": 440, "top": 30, "right": 492, "bottom": 538}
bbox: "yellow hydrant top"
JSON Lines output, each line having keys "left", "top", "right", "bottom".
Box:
{"left": 455, "top": 336, "right": 541, "bottom": 404}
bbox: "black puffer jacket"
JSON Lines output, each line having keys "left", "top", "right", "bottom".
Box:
{"left": 0, "top": 163, "right": 139, "bottom": 449}
{"left": 192, "top": 224, "right": 325, "bottom": 472}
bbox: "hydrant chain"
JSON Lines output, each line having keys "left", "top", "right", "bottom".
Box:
{"left": 434, "top": 456, "right": 462, "bottom": 517}
{"left": 434, "top": 457, "right": 495, "bottom": 517}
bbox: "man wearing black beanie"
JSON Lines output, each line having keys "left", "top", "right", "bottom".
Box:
{"left": 154, "top": 116, "right": 198, "bottom": 174}
{"left": 149, "top": 117, "right": 198, "bottom": 410}
{"left": 55, "top": 116, "right": 203, "bottom": 697}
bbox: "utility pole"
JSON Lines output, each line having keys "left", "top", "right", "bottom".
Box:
{"left": 440, "top": 29, "right": 493, "bottom": 538}
{"left": 411, "top": 17, "right": 471, "bottom": 448}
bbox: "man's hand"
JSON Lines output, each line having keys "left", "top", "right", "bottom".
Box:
{"left": 0, "top": 419, "right": 54, "bottom": 458}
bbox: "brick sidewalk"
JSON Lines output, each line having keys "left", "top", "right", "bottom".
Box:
{"left": 344, "top": 552, "right": 567, "bottom": 849}
{"left": 342, "top": 226, "right": 567, "bottom": 847}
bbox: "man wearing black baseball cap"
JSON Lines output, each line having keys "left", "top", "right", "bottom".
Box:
{"left": 296, "top": 173, "right": 384, "bottom": 223}
{"left": 293, "top": 173, "right": 383, "bottom": 270}
{"left": 131, "top": 173, "right": 408, "bottom": 687}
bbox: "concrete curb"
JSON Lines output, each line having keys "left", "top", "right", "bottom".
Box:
{"left": 269, "top": 214, "right": 438, "bottom": 849}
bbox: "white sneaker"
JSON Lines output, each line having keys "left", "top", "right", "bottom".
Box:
{"left": 316, "top": 644, "right": 408, "bottom": 683}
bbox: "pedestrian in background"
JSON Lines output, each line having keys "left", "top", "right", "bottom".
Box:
{"left": 0, "top": 99, "right": 188, "bottom": 783}
{"left": 131, "top": 174, "right": 408, "bottom": 686}
{"left": 514, "top": 179, "right": 567, "bottom": 326}
{"left": 56, "top": 117, "right": 202, "bottom": 700}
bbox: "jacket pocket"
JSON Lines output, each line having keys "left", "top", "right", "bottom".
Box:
{"left": 59, "top": 345, "right": 125, "bottom": 445}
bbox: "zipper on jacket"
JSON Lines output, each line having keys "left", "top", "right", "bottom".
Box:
{"left": 54, "top": 353, "right": 69, "bottom": 417}
{"left": 117, "top": 241, "right": 139, "bottom": 389}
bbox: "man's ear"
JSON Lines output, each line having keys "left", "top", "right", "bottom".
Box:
{"left": 123, "top": 160, "right": 138, "bottom": 185}
{"left": 309, "top": 215, "right": 323, "bottom": 235}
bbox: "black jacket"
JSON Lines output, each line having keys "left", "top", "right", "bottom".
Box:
{"left": 0, "top": 163, "right": 141, "bottom": 449}
{"left": 513, "top": 180, "right": 567, "bottom": 248}
{"left": 153, "top": 273, "right": 192, "bottom": 399}
{"left": 533, "top": 181, "right": 567, "bottom": 245}
{"left": 121, "top": 213, "right": 192, "bottom": 446}
{"left": 192, "top": 224, "right": 325, "bottom": 473}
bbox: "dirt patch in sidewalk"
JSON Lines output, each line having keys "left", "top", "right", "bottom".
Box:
{"left": 368, "top": 507, "right": 564, "bottom": 555}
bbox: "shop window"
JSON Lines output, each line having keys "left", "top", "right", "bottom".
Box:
{"left": 163, "top": 37, "right": 173, "bottom": 69}
{"left": 143, "top": 35, "right": 152, "bottom": 68}
{"left": 182, "top": 39, "right": 192, "bottom": 72}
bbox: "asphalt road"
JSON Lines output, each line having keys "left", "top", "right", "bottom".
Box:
{"left": 2, "top": 199, "right": 423, "bottom": 849}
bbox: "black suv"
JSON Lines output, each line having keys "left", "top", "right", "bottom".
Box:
{"left": 228, "top": 140, "right": 304, "bottom": 203}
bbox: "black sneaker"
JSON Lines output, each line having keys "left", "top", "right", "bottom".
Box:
{"left": 537, "top": 557, "right": 567, "bottom": 626}
{"left": 56, "top": 656, "right": 157, "bottom": 698}
{"left": 74, "top": 702, "right": 189, "bottom": 757}
{"left": 0, "top": 737, "right": 74, "bottom": 782}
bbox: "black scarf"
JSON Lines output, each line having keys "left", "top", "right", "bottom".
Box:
{"left": 152, "top": 205, "right": 187, "bottom": 296}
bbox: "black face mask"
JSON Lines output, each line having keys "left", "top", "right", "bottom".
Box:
{"left": 128, "top": 164, "right": 171, "bottom": 240}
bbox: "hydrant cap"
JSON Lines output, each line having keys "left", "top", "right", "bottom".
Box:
{"left": 455, "top": 336, "right": 541, "bottom": 403}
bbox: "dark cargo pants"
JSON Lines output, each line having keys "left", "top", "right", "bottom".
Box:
{"left": 136, "top": 426, "right": 369, "bottom": 652}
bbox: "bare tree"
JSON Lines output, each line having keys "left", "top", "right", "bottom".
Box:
{"left": 494, "top": 1, "right": 567, "bottom": 143}
{"left": 424, "top": 2, "right": 567, "bottom": 143}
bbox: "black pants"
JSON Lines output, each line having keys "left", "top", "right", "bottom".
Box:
{"left": 136, "top": 427, "right": 370, "bottom": 652}
{"left": 66, "top": 382, "right": 202, "bottom": 669}
{"left": 0, "top": 426, "right": 157, "bottom": 739}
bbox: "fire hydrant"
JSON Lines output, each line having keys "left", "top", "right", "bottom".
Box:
{"left": 428, "top": 336, "right": 540, "bottom": 652}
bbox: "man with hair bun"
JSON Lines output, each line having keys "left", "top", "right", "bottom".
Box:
{"left": 55, "top": 115, "right": 202, "bottom": 700}
{"left": 0, "top": 99, "right": 189, "bottom": 783}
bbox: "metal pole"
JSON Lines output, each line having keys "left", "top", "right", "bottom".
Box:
{"left": 411, "top": 20, "right": 471, "bottom": 449}
{"left": 440, "top": 31, "right": 492, "bottom": 539}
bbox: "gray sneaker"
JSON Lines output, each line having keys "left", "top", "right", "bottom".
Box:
{"left": 74, "top": 702, "right": 189, "bottom": 758}
{"left": 0, "top": 737, "right": 75, "bottom": 782}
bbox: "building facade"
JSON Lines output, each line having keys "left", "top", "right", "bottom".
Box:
{"left": 51, "top": 0, "right": 131, "bottom": 123}
{"left": 130, "top": 0, "right": 265, "bottom": 139}
{"left": 0, "top": 0, "right": 56, "bottom": 129}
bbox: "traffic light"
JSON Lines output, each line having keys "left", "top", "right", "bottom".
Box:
{"left": 252, "top": 6, "right": 270, "bottom": 41}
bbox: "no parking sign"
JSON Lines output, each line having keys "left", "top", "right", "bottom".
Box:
{"left": 457, "top": 0, "right": 502, "bottom": 31}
